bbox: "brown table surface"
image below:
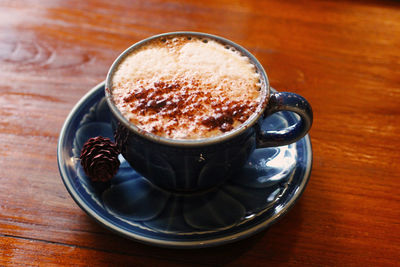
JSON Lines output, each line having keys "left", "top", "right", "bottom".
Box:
{"left": 1, "top": 0, "right": 399, "bottom": 266}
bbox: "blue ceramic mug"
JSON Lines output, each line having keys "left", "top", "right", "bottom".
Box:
{"left": 105, "top": 32, "right": 313, "bottom": 192}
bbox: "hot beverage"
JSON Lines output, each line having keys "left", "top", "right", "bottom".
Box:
{"left": 110, "top": 35, "right": 263, "bottom": 139}
{"left": 105, "top": 32, "right": 313, "bottom": 191}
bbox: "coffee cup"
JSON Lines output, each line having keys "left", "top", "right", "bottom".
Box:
{"left": 105, "top": 32, "right": 313, "bottom": 192}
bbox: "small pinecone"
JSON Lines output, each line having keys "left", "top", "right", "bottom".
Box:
{"left": 80, "top": 136, "right": 120, "bottom": 182}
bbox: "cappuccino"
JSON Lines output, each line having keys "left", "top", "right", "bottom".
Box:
{"left": 111, "top": 35, "right": 262, "bottom": 139}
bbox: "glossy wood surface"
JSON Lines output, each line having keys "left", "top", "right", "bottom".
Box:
{"left": 1, "top": 0, "right": 399, "bottom": 265}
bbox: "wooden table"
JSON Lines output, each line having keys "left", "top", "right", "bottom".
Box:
{"left": 1, "top": 0, "right": 399, "bottom": 265}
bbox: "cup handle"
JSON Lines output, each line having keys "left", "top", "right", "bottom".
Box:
{"left": 256, "top": 91, "right": 313, "bottom": 148}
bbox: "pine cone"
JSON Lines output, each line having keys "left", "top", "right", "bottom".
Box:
{"left": 80, "top": 136, "right": 120, "bottom": 182}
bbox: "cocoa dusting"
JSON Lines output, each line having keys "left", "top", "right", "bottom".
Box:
{"left": 122, "top": 80, "right": 257, "bottom": 134}
{"left": 200, "top": 100, "right": 256, "bottom": 132}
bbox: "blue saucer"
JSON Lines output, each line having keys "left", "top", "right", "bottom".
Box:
{"left": 57, "top": 82, "right": 312, "bottom": 248}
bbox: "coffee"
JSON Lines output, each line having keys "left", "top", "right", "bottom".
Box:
{"left": 111, "top": 35, "right": 263, "bottom": 139}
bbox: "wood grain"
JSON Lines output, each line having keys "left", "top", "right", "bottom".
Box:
{"left": 0, "top": 0, "right": 399, "bottom": 265}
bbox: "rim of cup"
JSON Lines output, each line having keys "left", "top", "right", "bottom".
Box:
{"left": 105, "top": 31, "right": 270, "bottom": 147}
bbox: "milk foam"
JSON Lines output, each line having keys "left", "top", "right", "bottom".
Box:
{"left": 112, "top": 36, "right": 262, "bottom": 139}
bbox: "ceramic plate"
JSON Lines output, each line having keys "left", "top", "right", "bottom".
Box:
{"left": 57, "top": 82, "right": 312, "bottom": 248}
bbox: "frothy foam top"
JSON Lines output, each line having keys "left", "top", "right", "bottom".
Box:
{"left": 111, "top": 36, "right": 262, "bottom": 139}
